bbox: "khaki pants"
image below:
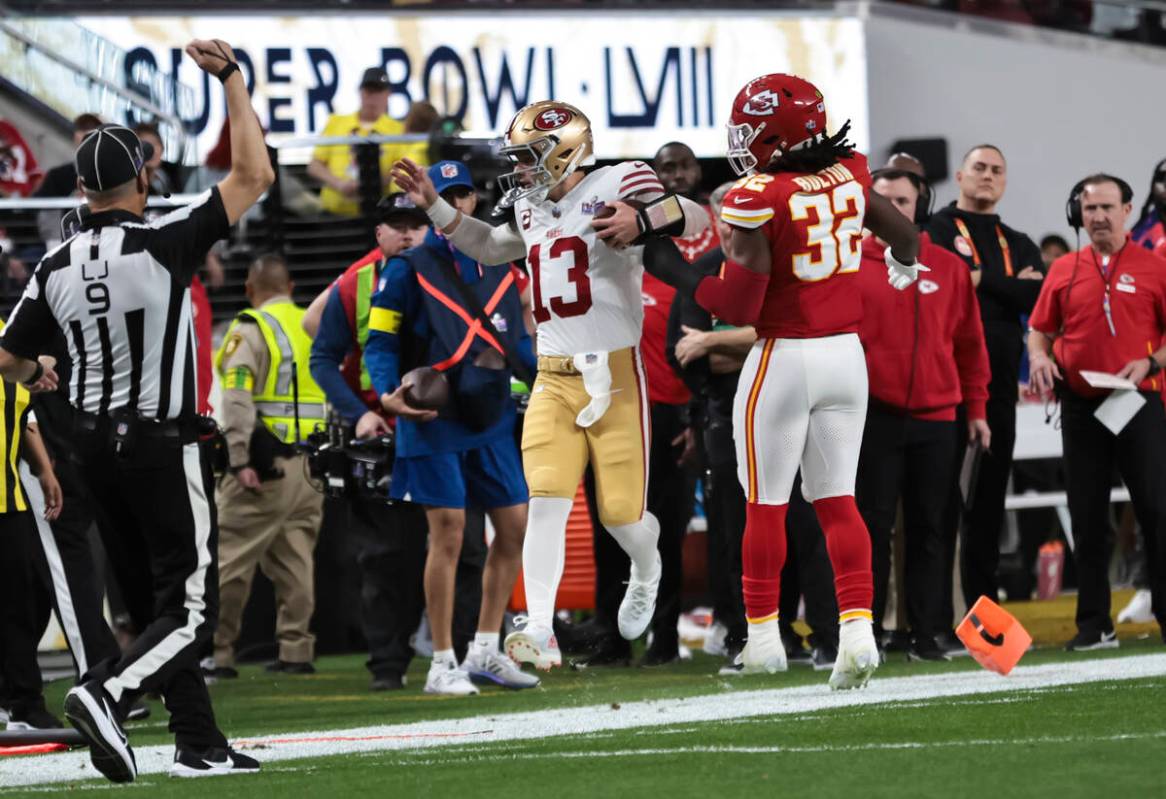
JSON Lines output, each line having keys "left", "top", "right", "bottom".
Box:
{"left": 523, "top": 347, "right": 649, "bottom": 527}
{"left": 214, "top": 454, "right": 323, "bottom": 667}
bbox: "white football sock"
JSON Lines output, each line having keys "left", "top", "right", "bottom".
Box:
{"left": 473, "top": 632, "right": 499, "bottom": 652}
{"left": 608, "top": 511, "right": 661, "bottom": 580}
{"left": 432, "top": 648, "right": 456, "bottom": 667}
{"left": 522, "top": 496, "right": 573, "bottom": 629}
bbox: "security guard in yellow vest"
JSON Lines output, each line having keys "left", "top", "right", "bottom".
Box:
{"left": 211, "top": 255, "right": 326, "bottom": 676}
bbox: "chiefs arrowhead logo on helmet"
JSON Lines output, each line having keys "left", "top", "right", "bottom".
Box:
{"left": 534, "top": 108, "right": 574, "bottom": 131}
{"left": 741, "top": 89, "right": 781, "bottom": 117}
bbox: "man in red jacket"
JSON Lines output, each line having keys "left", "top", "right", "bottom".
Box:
{"left": 855, "top": 168, "right": 991, "bottom": 661}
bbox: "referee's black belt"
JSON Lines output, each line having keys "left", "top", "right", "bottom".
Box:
{"left": 73, "top": 409, "right": 201, "bottom": 443}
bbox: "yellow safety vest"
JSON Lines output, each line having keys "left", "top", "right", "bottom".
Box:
{"left": 215, "top": 301, "right": 326, "bottom": 444}
{"left": 0, "top": 318, "right": 30, "bottom": 514}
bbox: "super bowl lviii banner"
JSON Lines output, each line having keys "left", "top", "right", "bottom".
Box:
{"left": 79, "top": 13, "right": 867, "bottom": 160}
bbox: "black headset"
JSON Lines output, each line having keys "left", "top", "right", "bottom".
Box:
{"left": 1065, "top": 174, "right": 1134, "bottom": 230}
{"left": 871, "top": 168, "right": 934, "bottom": 226}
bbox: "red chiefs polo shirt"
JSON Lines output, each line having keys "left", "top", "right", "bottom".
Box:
{"left": 1029, "top": 237, "right": 1166, "bottom": 397}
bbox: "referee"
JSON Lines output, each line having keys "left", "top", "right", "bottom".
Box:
{"left": 0, "top": 38, "right": 272, "bottom": 783}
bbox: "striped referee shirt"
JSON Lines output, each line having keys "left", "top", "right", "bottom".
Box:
{"left": 1, "top": 188, "right": 229, "bottom": 421}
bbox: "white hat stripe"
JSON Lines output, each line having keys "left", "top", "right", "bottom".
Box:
{"left": 93, "top": 130, "right": 104, "bottom": 191}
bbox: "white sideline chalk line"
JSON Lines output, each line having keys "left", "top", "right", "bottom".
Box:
{"left": 2, "top": 653, "right": 1165, "bottom": 788}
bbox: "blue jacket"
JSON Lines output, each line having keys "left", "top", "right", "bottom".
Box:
{"left": 309, "top": 287, "right": 371, "bottom": 424}
{"left": 365, "top": 228, "right": 535, "bottom": 457}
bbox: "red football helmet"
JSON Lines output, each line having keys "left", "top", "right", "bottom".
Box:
{"left": 726, "top": 74, "right": 828, "bottom": 176}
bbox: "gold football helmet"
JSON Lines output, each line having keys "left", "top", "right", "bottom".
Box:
{"left": 496, "top": 100, "right": 594, "bottom": 208}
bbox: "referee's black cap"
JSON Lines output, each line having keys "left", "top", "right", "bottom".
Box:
{"left": 74, "top": 125, "right": 155, "bottom": 192}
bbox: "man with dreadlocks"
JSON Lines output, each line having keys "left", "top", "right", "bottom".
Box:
{"left": 636, "top": 74, "right": 924, "bottom": 689}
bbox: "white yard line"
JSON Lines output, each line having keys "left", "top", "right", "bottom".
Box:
{"left": 3, "top": 653, "right": 1165, "bottom": 788}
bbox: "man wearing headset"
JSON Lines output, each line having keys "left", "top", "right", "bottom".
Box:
{"left": 1029, "top": 173, "right": 1166, "bottom": 651}
{"left": 855, "top": 169, "right": 991, "bottom": 662}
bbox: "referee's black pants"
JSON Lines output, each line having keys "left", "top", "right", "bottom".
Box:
{"left": 0, "top": 511, "right": 52, "bottom": 716}
{"left": 856, "top": 405, "right": 958, "bottom": 640}
{"left": 1061, "top": 388, "right": 1166, "bottom": 640}
{"left": 76, "top": 422, "right": 226, "bottom": 749}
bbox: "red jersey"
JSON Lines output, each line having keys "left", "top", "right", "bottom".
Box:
{"left": 190, "top": 275, "right": 213, "bottom": 415}
{"left": 1029, "top": 237, "right": 1166, "bottom": 397}
{"left": 721, "top": 152, "right": 871, "bottom": 339}
{"left": 857, "top": 234, "right": 990, "bottom": 421}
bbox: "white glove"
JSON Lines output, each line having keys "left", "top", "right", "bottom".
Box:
{"left": 885, "top": 247, "right": 930, "bottom": 291}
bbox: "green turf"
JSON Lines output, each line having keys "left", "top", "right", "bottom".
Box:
{"left": 8, "top": 639, "right": 1164, "bottom": 796}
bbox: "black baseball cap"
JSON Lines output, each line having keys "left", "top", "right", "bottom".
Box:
{"left": 376, "top": 192, "right": 428, "bottom": 227}
{"left": 360, "top": 67, "right": 390, "bottom": 91}
{"left": 74, "top": 125, "right": 154, "bottom": 192}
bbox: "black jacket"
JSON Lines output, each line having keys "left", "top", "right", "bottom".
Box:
{"left": 927, "top": 203, "right": 1044, "bottom": 401}
{"left": 665, "top": 246, "right": 740, "bottom": 467}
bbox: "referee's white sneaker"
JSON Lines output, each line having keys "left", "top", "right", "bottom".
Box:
{"left": 170, "top": 745, "right": 261, "bottom": 778}
{"left": 739, "top": 619, "right": 788, "bottom": 675}
{"left": 618, "top": 550, "right": 662, "bottom": 640}
{"left": 63, "top": 681, "right": 137, "bottom": 783}
{"left": 463, "top": 648, "right": 540, "bottom": 690}
{"left": 504, "top": 617, "right": 562, "bottom": 671}
{"left": 829, "top": 619, "right": 880, "bottom": 691}
{"left": 424, "top": 660, "right": 479, "bottom": 696}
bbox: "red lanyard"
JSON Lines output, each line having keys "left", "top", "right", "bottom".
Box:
{"left": 954, "top": 218, "right": 1013, "bottom": 277}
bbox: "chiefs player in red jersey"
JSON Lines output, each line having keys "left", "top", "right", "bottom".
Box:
{"left": 639, "top": 74, "right": 926, "bottom": 689}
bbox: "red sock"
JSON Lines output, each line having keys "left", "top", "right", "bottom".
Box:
{"left": 741, "top": 502, "right": 787, "bottom": 621}
{"left": 813, "top": 495, "right": 873, "bottom": 621}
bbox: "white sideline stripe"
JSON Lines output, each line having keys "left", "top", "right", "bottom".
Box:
{"left": 385, "top": 730, "right": 1166, "bottom": 765}
{"left": 4, "top": 653, "right": 1166, "bottom": 787}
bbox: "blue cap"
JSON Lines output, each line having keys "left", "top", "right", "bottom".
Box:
{"left": 429, "top": 160, "right": 474, "bottom": 195}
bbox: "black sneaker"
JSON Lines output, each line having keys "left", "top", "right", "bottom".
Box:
{"left": 125, "top": 700, "right": 151, "bottom": 723}
{"left": 908, "top": 636, "right": 951, "bottom": 662}
{"left": 570, "top": 642, "right": 632, "bottom": 669}
{"left": 370, "top": 673, "right": 406, "bottom": 691}
{"left": 170, "top": 745, "right": 261, "bottom": 778}
{"left": 786, "top": 646, "right": 814, "bottom": 667}
{"left": 811, "top": 646, "right": 837, "bottom": 671}
{"left": 1065, "top": 630, "right": 1119, "bottom": 652}
{"left": 265, "top": 660, "right": 316, "bottom": 675}
{"left": 638, "top": 646, "right": 680, "bottom": 667}
{"left": 63, "top": 681, "right": 136, "bottom": 783}
{"left": 937, "top": 631, "right": 970, "bottom": 658}
{"left": 6, "top": 704, "right": 64, "bottom": 730}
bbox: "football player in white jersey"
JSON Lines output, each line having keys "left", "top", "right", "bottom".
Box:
{"left": 392, "top": 100, "right": 709, "bottom": 670}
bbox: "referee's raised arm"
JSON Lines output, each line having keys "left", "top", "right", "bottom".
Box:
{"left": 184, "top": 38, "right": 275, "bottom": 224}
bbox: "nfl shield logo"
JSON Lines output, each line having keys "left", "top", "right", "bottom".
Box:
{"left": 441, "top": 163, "right": 459, "bottom": 179}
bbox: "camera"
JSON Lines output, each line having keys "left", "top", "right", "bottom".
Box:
{"left": 304, "top": 416, "right": 394, "bottom": 501}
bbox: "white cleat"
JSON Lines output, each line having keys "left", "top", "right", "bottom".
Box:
{"left": 504, "top": 617, "right": 563, "bottom": 671}
{"left": 619, "top": 551, "right": 662, "bottom": 640}
{"left": 738, "top": 620, "right": 788, "bottom": 674}
{"left": 424, "top": 660, "right": 479, "bottom": 696}
{"left": 463, "top": 648, "right": 541, "bottom": 690}
{"left": 829, "top": 619, "right": 880, "bottom": 690}
{"left": 1117, "top": 589, "right": 1154, "bottom": 624}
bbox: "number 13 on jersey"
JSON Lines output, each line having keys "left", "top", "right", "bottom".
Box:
{"left": 529, "top": 235, "right": 593, "bottom": 323}
{"left": 789, "top": 182, "right": 865, "bottom": 282}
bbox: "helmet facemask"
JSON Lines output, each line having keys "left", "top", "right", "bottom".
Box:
{"left": 497, "top": 134, "right": 588, "bottom": 209}
{"left": 727, "top": 121, "right": 764, "bottom": 176}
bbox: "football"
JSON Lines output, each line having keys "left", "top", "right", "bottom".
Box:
{"left": 401, "top": 367, "right": 450, "bottom": 410}
{"left": 594, "top": 198, "right": 645, "bottom": 219}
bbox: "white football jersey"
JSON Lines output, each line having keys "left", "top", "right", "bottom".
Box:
{"left": 514, "top": 161, "right": 665, "bottom": 356}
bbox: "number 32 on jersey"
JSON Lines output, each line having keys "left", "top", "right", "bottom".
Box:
{"left": 789, "top": 182, "right": 865, "bottom": 282}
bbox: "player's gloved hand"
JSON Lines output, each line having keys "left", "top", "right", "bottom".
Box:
{"left": 885, "top": 247, "right": 930, "bottom": 291}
